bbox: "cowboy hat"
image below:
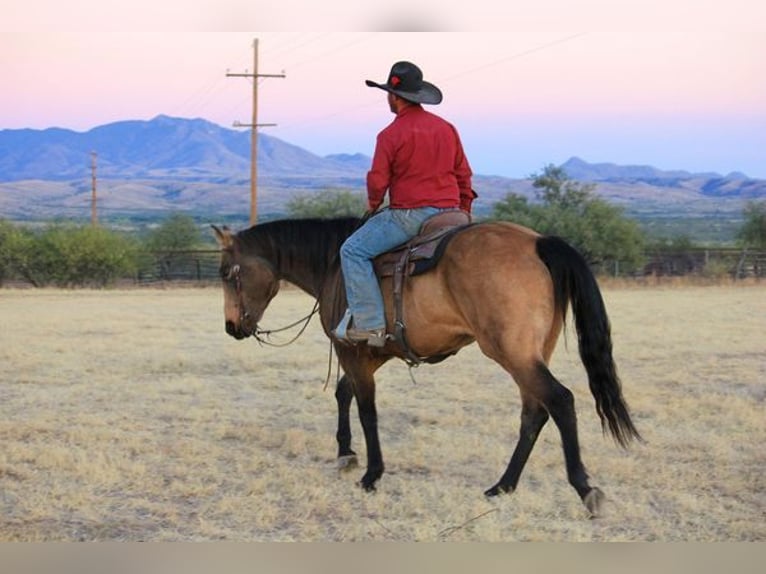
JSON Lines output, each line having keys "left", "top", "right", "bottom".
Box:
{"left": 365, "top": 61, "right": 443, "bottom": 105}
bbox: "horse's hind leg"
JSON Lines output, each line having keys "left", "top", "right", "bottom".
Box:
{"left": 490, "top": 361, "right": 604, "bottom": 517}
{"left": 534, "top": 362, "right": 604, "bottom": 516}
{"left": 335, "top": 374, "right": 358, "bottom": 470}
{"left": 484, "top": 391, "right": 549, "bottom": 497}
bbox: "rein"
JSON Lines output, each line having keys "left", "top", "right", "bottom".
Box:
{"left": 253, "top": 300, "right": 320, "bottom": 348}
{"left": 229, "top": 262, "right": 321, "bottom": 348}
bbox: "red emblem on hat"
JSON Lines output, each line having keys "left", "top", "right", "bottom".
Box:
{"left": 390, "top": 76, "right": 401, "bottom": 87}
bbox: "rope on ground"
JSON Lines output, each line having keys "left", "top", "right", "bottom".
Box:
{"left": 437, "top": 508, "right": 499, "bottom": 540}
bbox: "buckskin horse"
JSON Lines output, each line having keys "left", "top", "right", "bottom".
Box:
{"left": 212, "top": 215, "right": 641, "bottom": 517}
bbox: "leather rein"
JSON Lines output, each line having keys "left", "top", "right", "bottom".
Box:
{"left": 228, "top": 261, "right": 320, "bottom": 348}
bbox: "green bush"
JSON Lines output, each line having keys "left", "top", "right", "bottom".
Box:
{"left": 492, "top": 165, "right": 646, "bottom": 273}
{"left": 737, "top": 200, "right": 766, "bottom": 250}
{"left": 286, "top": 188, "right": 367, "bottom": 218}
{"left": 4, "top": 222, "right": 138, "bottom": 287}
{"left": 0, "top": 220, "right": 14, "bottom": 284}
{"left": 700, "top": 258, "right": 732, "bottom": 280}
{"left": 143, "top": 213, "right": 203, "bottom": 252}
{"left": 0, "top": 220, "right": 37, "bottom": 286}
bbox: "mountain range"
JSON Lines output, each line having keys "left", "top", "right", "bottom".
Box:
{"left": 0, "top": 114, "right": 372, "bottom": 182}
{"left": 0, "top": 114, "right": 763, "bottom": 221}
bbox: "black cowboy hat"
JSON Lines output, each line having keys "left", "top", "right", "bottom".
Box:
{"left": 365, "top": 61, "right": 443, "bottom": 105}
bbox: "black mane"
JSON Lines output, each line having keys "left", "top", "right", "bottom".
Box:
{"left": 236, "top": 217, "right": 361, "bottom": 290}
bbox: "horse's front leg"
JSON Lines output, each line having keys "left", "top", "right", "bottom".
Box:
{"left": 350, "top": 371, "right": 384, "bottom": 491}
{"left": 335, "top": 374, "right": 358, "bottom": 470}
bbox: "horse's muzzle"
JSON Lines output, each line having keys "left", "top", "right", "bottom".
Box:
{"left": 225, "top": 320, "right": 249, "bottom": 340}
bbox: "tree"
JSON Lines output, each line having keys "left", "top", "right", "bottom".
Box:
{"left": 492, "top": 164, "right": 646, "bottom": 273}
{"left": 490, "top": 193, "right": 537, "bottom": 229}
{"left": 1, "top": 220, "right": 43, "bottom": 286}
{"left": 142, "top": 213, "right": 204, "bottom": 281}
{"left": 577, "top": 198, "right": 645, "bottom": 269}
{"left": 144, "top": 213, "right": 202, "bottom": 252}
{"left": 17, "top": 223, "right": 138, "bottom": 287}
{"left": 0, "top": 220, "right": 15, "bottom": 284}
{"left": 286, "top": 188, "right": 367, "bottom": 218}
{"left": 532, "top": 164, "right": 594, "bottom": 209}
{"left": 738, "top": 200, "right": 766, "bottom": 250}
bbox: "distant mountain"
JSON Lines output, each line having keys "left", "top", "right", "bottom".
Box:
{"left": 560, "top": 156, "right": 719, "bottom": 181}
{"left": 0, "top": 115, "right": 763, "bottom": 222}
{"left": 0, "top": 114, "right": 367, "bottom": 182}
{"left": 559, "top": 157, "right": 764, "bottom": 200}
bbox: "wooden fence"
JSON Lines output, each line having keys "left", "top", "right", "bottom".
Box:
{"left": 138, "top": 248, "right": 765, "bottom": 285}
{"left": 639, "top": 248, "right": 765, "bottom": 279}
{"left": 137, "top": 250, "right": 221, "bottom": 284}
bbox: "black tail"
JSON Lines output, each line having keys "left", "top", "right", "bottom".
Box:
{"left": 536, "top": 235, "right": 642, "bottom": 448}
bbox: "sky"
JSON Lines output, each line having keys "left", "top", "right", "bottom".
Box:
{"left": 1, "top": 1, "right": 765, "bottom": 179}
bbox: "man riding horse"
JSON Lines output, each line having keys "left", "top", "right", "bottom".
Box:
{"left": 333, "top": 61, "right": 477, "bottom": 347}
{"left": 213, "top": 61, "right": 640, "bottom": 516}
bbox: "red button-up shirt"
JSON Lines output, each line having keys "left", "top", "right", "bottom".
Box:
{"left": 366, "top": 105, "right": 475, "bottom": 212}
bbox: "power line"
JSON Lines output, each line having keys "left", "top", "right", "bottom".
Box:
{"left": 441, "top": 32, "right": 588, "bottom": 83}
{"left": 284, "top": 33, "right": 379, "bottom": 71}
{"left": 273, "top": 32, "right": 587, "bottom": 132}
{"left": 173, "top": 74, "right": 227, "bottom": 118}
{"left": 261, "top": 32, "right": 332, "bottom": 60}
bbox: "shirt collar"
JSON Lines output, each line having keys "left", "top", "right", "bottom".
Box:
{"left": 396, "top": 103, "right": 424, "bottom": 118}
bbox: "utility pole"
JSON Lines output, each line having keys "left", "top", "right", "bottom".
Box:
{"left": 90, "top": 151, "right": 98, "bottom": 226}
{"left": 226, "top": 38, "right": 285, "bottom": 226}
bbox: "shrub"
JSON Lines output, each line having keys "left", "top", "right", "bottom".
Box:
{"left": 492, "top": 165, "right": 646, "bottom": 273}
{"left": 22, "top": 224, "right": 138, "bottom": 287}
{"left": 286, "top": 188, "right": 367, "bottom": 218}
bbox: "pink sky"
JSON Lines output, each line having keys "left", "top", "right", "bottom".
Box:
{"left": 1, "top": 2, "right": 765, "bottom": 178}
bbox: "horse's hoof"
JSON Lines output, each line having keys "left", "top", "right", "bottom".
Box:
{"left": 583, "top": 487, "right": 605, "bottom": 518}
{"left": 337, "top": 454, "right": 358, "bottom": 471}
{"left": 360, "top": 479, "right": 377, "bottom": 493}
{"left": 359, "top": 469, "right": 381, "bottom": 492}
{"left": 484, "top": 484, "right": 512, "bottom": 498}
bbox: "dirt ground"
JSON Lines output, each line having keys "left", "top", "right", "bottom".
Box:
{"left": 0, "top": 284, "right": 763, "bottom": 541}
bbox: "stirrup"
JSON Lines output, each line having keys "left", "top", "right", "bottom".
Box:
{"left": 332, "top": 310, "right": 387, "bottom": 347}
{"left": 346, "top": 327, "right": 387, "bottom": 348}
{"left": 332, "top": 309, "right": 352, "bottom": 340}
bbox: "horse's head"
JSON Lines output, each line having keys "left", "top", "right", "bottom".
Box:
{"left": 212, "top": 225, "right": 280, "bottom": 340}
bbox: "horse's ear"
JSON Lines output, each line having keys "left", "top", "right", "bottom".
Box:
{"left": 211, "top": 224, "right": 233, "bottom": 249}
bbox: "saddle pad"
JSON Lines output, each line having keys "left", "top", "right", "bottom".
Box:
{"left": 373, "top": 221, "right": 472, "bottom": 279}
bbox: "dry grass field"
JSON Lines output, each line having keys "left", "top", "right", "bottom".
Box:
{"left": 0, "top": 282, "right": 763, "bottom": 541}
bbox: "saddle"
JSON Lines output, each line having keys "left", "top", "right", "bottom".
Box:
{"left": 372, "top": 209, "right": 472, "bottom": 365}
{"left": 373, "top": 209, "right": 471, "bottom": 279}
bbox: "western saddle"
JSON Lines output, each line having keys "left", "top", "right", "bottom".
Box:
{"left": 372, "top": 209, "right": 472, "bottom": 365}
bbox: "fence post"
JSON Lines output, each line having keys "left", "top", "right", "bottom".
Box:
{"left": 736, "top": 249, "right": 748, "bottom": 280}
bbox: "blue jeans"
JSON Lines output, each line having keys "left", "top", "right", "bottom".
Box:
{"left": 339, "top": 207, "right": 445, "bottom": 331}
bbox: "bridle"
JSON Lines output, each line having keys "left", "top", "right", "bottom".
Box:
{"left": 226, "top": 259, "right": 320, "bottom": 348}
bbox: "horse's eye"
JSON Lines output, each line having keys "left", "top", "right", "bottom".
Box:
{"left": 222, "top": 264, "right": 241, "bottom": 281}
